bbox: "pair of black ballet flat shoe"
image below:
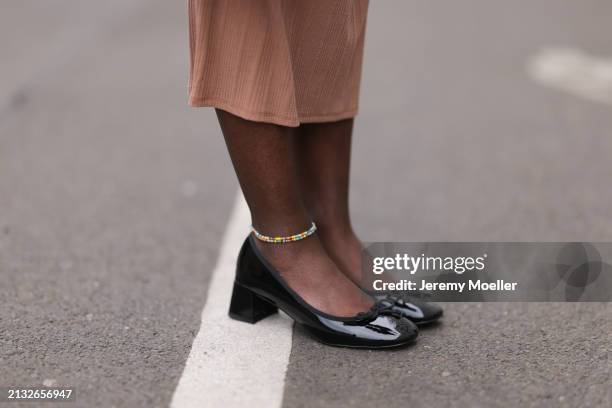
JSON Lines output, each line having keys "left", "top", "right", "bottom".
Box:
{"left": 229, "top": 235, "right": 442, "bottom": 349}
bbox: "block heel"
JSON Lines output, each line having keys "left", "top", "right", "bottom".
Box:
{"left": 229, "top": 281, "right": 278, "bottom": 323}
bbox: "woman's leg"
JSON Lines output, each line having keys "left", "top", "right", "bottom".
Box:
{"left": 216, "top": 110, "right": 372, "bottom": 316}
{"left": 295, "top": 119, "right": 445, "bottom": 325}
{"left": 294, "top": 119, "right": 365, "bottom": 285}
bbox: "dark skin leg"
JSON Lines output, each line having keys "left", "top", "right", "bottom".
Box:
{"left": 216, "top": 109, "right": 373, "bottom": 316}
{"left": 294, "top": 119, "right": 369, "bottom": 287}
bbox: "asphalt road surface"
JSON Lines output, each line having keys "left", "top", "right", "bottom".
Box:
{"left": 1, "top": 1, "right": 611, "bottom": 407}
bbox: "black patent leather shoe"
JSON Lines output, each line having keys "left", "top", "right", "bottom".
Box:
{"left": 370, "top": 291, "right": 443, "bottom": 325}
{"left": 229, "top": 236, "right": 418, "bottom": 349}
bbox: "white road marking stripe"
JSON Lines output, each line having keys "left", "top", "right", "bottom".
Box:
{"left": 171, "top": 192, "right": 293, "bottom": 408}
{"left": 528, "top": 47, "right": 612, "bottom": 105}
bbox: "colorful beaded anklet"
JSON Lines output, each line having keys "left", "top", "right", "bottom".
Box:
{"left": 252, "top": 222, "right": 317, "bottom": 243}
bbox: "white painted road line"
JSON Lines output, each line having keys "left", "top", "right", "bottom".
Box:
{"left": 528, "top": 47, "right": 612, "bottom": 105}
{"left": 171, "top": 192, "right": 294, "bottom": 408}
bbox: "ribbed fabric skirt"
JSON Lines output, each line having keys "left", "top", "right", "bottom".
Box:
{"left": 188, "top": 0, "right": 369, "bottom": 127}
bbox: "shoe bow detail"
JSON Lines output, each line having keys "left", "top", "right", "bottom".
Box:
{"left": 353, "top": 298, "right": 403, "bottom": 322}
{"left": 371, "top": 292, "right": 444, "bottom": 325}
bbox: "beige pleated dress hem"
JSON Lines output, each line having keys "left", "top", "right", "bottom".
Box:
{"left": 188, "top": 96, "right": 360, "bottom": 127}
{"left": 188, "top": 0, "right": 369, "bottom": 128}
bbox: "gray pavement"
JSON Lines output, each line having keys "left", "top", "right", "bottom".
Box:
{"left": 2, "top": 1, "right": 612, "bottom": 407}
{"left": 1, "top": 1, "right": 236, "bottom": 407}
